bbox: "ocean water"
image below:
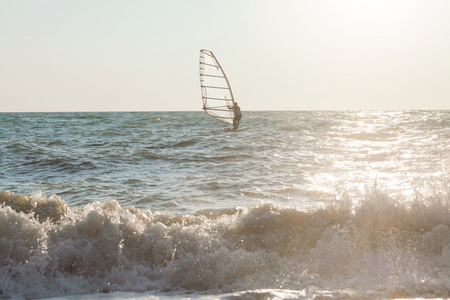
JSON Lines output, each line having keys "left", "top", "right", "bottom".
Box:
{"left": 1, "top": 110, "right": 450, "bottom": 299}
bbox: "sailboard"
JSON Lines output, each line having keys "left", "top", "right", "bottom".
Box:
{"left": 199, "top": 49, "right": 235, "bottom": 126}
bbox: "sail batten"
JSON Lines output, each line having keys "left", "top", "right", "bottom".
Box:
{"left": 202, "top": 86, "right": 230, "bottom": 89}
{"left": 202, "top": 97, "right": 231, "bottom": 101}
{"left": 199, "top": 49, "right": 235, "bottom": 126}
{"left": 202, "top": 74, "right": 226, "bottom": 78}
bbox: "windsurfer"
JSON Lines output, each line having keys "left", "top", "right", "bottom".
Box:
{"left": 229, "top": 102, "right": 242, "bottom": 130}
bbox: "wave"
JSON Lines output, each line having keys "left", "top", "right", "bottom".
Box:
{"left": 1, "top": 188, "right": 450, "bottom": 299}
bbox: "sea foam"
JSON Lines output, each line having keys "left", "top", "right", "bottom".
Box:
{"left": 1, "top": 187, "right": 450, "bottom": 299}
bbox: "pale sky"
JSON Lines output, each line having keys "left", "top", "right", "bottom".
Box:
{"left": 1, "top": 0, "right": 450, "bottom": 112}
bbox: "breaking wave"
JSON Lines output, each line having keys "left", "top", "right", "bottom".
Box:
{"left": 1, "top": 187, "right": 450, "bottom": 299}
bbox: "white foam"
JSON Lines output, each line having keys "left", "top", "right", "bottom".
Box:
{"left": 2, "top": 188, "right": 450, "bottom": 299}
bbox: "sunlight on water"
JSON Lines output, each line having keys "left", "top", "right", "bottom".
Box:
{"left": 1, "top": 111, "right": 449, "bottom": 299}
{"left": 295, "top": 110, "right": 449, "bottom": 207}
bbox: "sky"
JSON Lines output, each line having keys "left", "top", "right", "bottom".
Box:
{"left": 1, "top": 0, "right": 450, "bottom": 112}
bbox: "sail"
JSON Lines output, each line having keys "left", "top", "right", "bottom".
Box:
{"left": 199, "top": 49, "right": 235, "bottom": 126}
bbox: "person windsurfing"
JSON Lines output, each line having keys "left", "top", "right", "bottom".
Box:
{"left": 230, "top": 102, "right": 242, "bottom": 130}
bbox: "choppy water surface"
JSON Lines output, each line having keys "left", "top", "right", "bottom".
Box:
{"left": 1, "top": 111, "right": 450, "bottom": 299}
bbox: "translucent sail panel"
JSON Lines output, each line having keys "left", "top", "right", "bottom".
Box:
{"left": 200, "top": 49, "right": 235, "bottom": 126}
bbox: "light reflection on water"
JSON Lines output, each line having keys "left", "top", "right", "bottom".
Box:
{"left": 1, "top": 110, "right": 450, "bottom": 299}
{"left": 1, "top": 111, "right": 449, "bottom": 212}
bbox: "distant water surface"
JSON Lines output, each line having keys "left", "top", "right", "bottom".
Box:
{"left": 0, "top": 111, "right": 449, "bottom": 299}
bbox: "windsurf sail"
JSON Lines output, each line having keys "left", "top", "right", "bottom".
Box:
{"left": 199, "top": 49, "right": 235, "bottom": 126}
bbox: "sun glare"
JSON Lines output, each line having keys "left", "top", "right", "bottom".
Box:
{"left": 258, "top": 0, "right": 447, "bottom": 110}
{"left": 270, "top": 0, "right": 422, "bottom": 52}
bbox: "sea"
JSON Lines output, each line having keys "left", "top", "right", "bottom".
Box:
{"left": 1, "top": 110, "right": 450, "bottom": 299}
